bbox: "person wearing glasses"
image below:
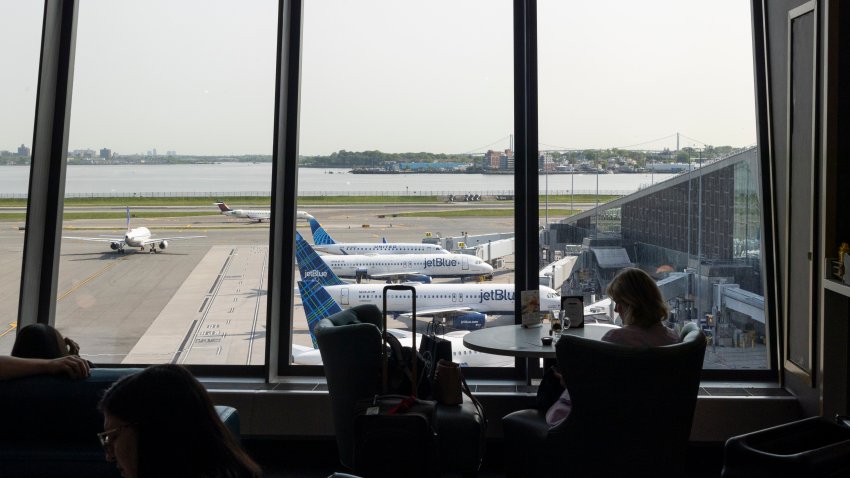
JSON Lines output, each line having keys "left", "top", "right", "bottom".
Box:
{"left": 546, "top": 267, "right": 679, "bottom": 427}
{"left": 98, "top": 364, "right": 261, "bottom": 478}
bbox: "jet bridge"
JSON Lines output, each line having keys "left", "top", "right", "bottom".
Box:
{"left": 714, "top": 283, "right": 765, "bottom": 324}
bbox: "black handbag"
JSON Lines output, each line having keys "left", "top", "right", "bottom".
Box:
{"left": 419, "top": 321, "right": 452, "bottom": 389}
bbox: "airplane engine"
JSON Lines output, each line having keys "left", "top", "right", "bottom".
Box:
{"left": 158, "top": 240, "right": 169, "bottom": 250}
{"left": 110, "top": 242, "right": 120, "bottom": 250}
{"left": 452, "top": 312, "right": 486, "bottom": 330}
{"left": 406, "top": 274, "right": 432, "bottom": 284}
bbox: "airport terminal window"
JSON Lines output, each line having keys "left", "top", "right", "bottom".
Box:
{"left": 0, "top": 1, "right": 42, "bottom": 354}
{"left": 13, "top": 1, "right": 775, "bottom": 378}
{"left": 291, "top": 0, "right": 518, "bottom": 368}
{"left": 55, "top": 0, "right": 277, "bottom": 366}
{"left": 538, "top": 0, "right": 766, "bottom": 370}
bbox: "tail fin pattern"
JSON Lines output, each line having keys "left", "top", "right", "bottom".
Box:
{"left": 294, "top": 231, "right": 345, "bottom": 286}
{"left": 309, "top": 218, "right": 336, "bottom": 245}
{"left": 215, "top": 202, "right": 231, "bottom": 212}
{"left": 298, "top": 279, "right": 342, "bottom": 348}
{"left": 125, "top": 206, "right": 131, "bottom": 231}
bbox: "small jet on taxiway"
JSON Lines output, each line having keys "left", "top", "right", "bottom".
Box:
{"left": 63, "top": 207, "right": 205, "bottom": 254}
{"left": 214, "top": 202, "right": 313, "bottom": 223}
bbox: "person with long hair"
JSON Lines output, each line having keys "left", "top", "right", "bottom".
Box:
{"left": 98, "top": 364, "right": 261, "bottom": 478}
{"left": 546, "top": 267, "right": 679, "bottom": 427}
{"left": 601, "top": 267, "right": 679, "bottom": 346}
{"left": 12, "top": 323, "right": 83, "bottom": 359}
{"left": 0, "top": 324, "right": 90, "bottom": 380}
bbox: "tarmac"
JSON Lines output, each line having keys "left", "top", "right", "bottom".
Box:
{"left": 0, "top": 203, "right": 767, "bottom": 370}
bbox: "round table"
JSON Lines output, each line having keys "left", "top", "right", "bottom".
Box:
{"left": 463, "top": 323, "right": 619, "bottom": 383}
{"left": 462, "top": 323, "right": 619, "bottom": 358}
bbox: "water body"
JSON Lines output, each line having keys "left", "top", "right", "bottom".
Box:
{"left": 0, "top": 163, "right": 677, "bottom": 196}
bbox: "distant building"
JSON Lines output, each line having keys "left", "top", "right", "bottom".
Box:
{"left": 99, "top": 148, "right": 112, "bottom": 159}
{"left": 69, "top": 149, "right": 95, "bottom": 158}
{"left": 17, "top": 144, "right": 31, "bottom": 157}
{"left": 478, "top": 149, "right": 515, "bottom": 171}
{"left": 166, "top": 150, "right": 177, "bottom": 156}
{"left": 499, "top": 149, "right": 514, "bottom": 170}
{"left": 538, "top": 153, "right": 555, "bottom": 172}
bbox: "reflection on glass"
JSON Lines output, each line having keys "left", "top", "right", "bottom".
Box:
{"left": 0, "top": 0, "right": 42, "bottom": 353}
{"left": 55, "top": 0, "right": 276, "bottom": 365}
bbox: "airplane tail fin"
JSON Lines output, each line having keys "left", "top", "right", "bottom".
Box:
{"left": 309, "top": 218, "right": 336, "bottom": 245}
{"left": 125, "top": 206, "right": 131, "bottom": 231}
{"left": 382, "top": 237, "right": 388, "bottom": 244}
{"left": 294, "top": 231, "right": 345, "bottom": 286}
{"left": 215, "top": 202, "right": 232, "bottom": 212}
{"left": 298, "top": 279, "right": 342, "bottom": 348}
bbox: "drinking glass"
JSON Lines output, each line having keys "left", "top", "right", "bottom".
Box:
{"left": 550, "top": 311, "right": 562, "bottom": 337}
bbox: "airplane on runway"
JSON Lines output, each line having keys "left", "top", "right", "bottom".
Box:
{"left": 294, "top": 232, "right": 492, "bottom": 283}
{"left": 63, "top": 207, "right": 205, "bottom": 253}
{"left": 215, "top": 202, "right": 313, "bottom": 223}
{"left": 294, "top": 232, "right": 560, "bottom": 329}
{"left": 291, "top": 278, "right": 513, "bottom": 367}
{"left": 308, "top": 217, "right": 450, "bottom": 255}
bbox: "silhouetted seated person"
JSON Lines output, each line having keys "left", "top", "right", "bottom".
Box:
{"left": 544, "top": 267, "right": 680, "bottom": 427}
{"left": 98, "top": 364, "right": 261, "bottom": 478}
{"left": 0, "top": 324, "right": 91, "bottom": 380}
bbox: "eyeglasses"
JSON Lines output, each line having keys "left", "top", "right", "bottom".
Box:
{"left": 97, "top": 423, "right": 134, "bottom": 448}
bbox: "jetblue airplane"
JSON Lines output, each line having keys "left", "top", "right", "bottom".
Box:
{"left": 308, "top": 217, "right": 450, "bottom": 255}
{"left": 295, "top": 233, "right": 560, "bottom": 329}
{"left": 291, "top": 279, "right": 514, "bottom": 367}
{"left": 63, "top": 207, "right": 205, "bottom": 253}
{"left": 294, "top": 232, "right": 492, "bottom": 283}
{"left": 215, "top": 202, "right": 312, "bottom": 223}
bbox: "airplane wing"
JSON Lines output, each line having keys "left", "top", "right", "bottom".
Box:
{"left": 367, "top": 271, "right": 423, "bottom": 279}
{"left": 137, "top": 235, "right": 206, "bottom": 245}
{"left": 398, "top": 306, "right": 474, "bottom": 319}
{"left": 63, "top": 236, "right": 124, "bottom": 243}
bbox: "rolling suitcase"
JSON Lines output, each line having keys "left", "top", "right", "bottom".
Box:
{"left": 353, "top": 285, "right": 437, "bottom": 478}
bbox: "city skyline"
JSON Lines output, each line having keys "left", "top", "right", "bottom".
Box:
{"left": 1, "top": 0, "right": 756, "bottom": 157}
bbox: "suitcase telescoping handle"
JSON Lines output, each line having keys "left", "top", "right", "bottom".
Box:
{"left": 382, "top": 285, "right": 417, "bottom": 396}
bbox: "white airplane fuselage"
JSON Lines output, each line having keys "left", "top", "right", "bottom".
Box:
{"left": 314, "top": 243, "right": 450, "bottom": 255}
{"left": 321, "top": 253, "right": 493, "bottom": 279}
{"left": 122, "top": 227, "right": 153, "bottom": 248}
{"left": 319, "top": 282, "right": 560, "bottom": 315}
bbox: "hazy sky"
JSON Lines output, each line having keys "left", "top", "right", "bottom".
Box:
{"left": 1, "top": 0, "right": 756, "bottom": 156}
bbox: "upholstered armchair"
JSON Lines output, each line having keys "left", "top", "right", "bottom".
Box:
{"left": 316, "top": 304, "right": 485, "bottom": 476}
{"left": 502, "top": 322, "right": 706, "bottom": 478}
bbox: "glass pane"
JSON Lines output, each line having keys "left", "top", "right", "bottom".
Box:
{"left": 292, "top": 0, "right": 518, "bottom": 367}
{"left": 539, "top": 0, "right": 765, "bottom": 369}
{"left": 0, "top": 1, "right": 42, "bottom": 353}
{"left": 56, "top": 0, "right": 276, "bottom": 365}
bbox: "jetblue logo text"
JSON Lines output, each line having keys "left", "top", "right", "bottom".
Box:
{"left": 424, "top": 258, "right": 458, "bottom": 269}
{"left": 304, "top": 270, "right": 328, "bottom": 278}
{"left": 479, "top": 289, "right": 514, "bottom": 303}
